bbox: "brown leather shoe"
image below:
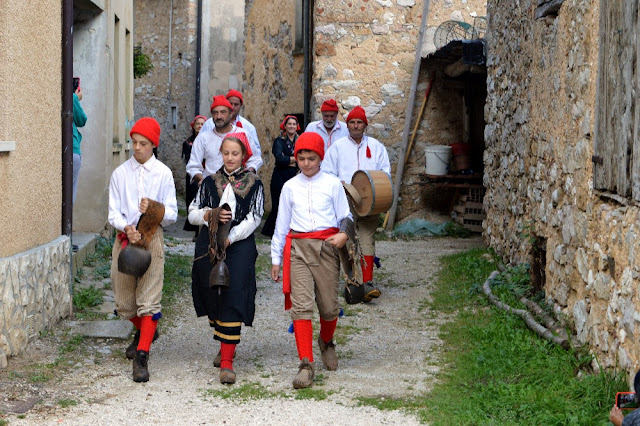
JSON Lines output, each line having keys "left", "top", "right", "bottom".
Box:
{"left": 132, "top": 350, "right": 150, "bottom": 383}
{"left": 219, "top": 368, "right": 236, "bottom": 385}
{"left": 126, "top": 330, "right": 159, "bottom": 360}
{"left": 292, "top": 357, "right": 315, "bottom": 389}
{"left": 317, "top": 337, "right": 338, "bottom": 371}
{"left": 363, "top": 282, "right": 381, "bottom": 303}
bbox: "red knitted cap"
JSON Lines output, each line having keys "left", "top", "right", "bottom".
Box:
{"left": 130, "top": 117, "right": 161, "bottom": 147}
{"left": 211, "top": 95, "right": 233, "bottom": 112}
{"left": 295, "top": 132, "right": 325, "bottom": 160}
{"left": 320, "top": 99, "right": 339, "bottom": 112}
{"left": 226, "top": 89, "right": 243, "bottom": 104}
{"left": 346, "top": 106, "right": 368, "bottom": 125}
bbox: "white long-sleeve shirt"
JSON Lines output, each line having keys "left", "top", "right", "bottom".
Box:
{"left": 186, "top": 126, "right": 262, "bottom": 179}
{"left": 270, "top": 170, "right": 352, "bottom": 265}
{"left": 108, "top": 155, "right": 178, "bottom": 232}
{"left": 304, "top": 120, "right": 349, "bottom": 152}
{"left": 201, "top": 116, "right": 263, "bottom": 171}
{"left": 188, "top": 170, "right": 264, "bottom": 245}
{"left": 322, "top": 135, "right": 391, "bottom": 184}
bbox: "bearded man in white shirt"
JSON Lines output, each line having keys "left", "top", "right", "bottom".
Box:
{"left": 323, "top": 106, "right": 391, "bottom": 303}
{"left": 200, "top": 89, "right": 262, "bottom": 171}
{"left": 187, "top": 96, "right": 262, "bottom": 184}
{"left": 304, "top": 99, "right": 349, "bottom": 152}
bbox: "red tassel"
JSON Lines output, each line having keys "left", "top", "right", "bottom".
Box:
{"left": 366, "top": 146, "right": 371, "bottom": 158}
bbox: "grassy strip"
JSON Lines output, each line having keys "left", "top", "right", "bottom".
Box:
{"left": 423, "top": 248, "right": 627, "bottom": 425}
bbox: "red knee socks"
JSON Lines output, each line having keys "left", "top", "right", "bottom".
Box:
{"left": 319, "top": 318, "right": 337, "bottom": 343}
{"left": 137, "top": 315, "right": 158, "bottom": 352}
{"left": 293, "top": 319, "right": 314, "bottom": 362}
{"left": 361, "top": 255, "right": 375, "bottom": 283}
{"left": 220, "top": 342, "right": 236, "bottom": 370}
{"left": 129, "top": 316, "right": 142, "bottom": 330}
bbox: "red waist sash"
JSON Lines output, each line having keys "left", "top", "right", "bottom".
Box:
{"left": 282, "top": 227, "right": 339, "bottom": 310}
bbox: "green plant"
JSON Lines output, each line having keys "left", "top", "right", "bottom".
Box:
{"left": 73, "top": 286, "right": 104, "bottom": 312}
{"left": 58, "top": 399, "right": 77, "bottom": 408}
{"left": 134, "top": 45, "right": 153, "bottom": 79}
{"left": 442, "top": 221, "right": 472, "bottom": 238}
{"left": 201, "top": 382, "right": 276, "bottom": 401}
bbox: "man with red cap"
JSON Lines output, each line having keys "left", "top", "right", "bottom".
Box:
{"left": 187, "top": 95, "right": 262, "bottom": 184}
{"left": 108, "top": 117, "right": 178, "bottom": 382}
{"left": 200, "top": 89, "right": 262, "bottom": 171}
{"left": 323, "top": 106, "right": 391, "bottom": 303}
{"left": 270, "top": 132, "right": 354, "bottom": 389}
{"left": 304, "top": 98, "right": 348, "bottom": 152}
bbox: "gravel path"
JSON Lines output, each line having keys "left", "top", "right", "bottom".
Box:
{"left": 1, "top": 219, "right": 484, "bottom": 425}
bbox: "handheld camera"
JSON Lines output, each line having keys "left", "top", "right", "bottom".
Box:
{"left": 73, "top": 77, "right": 80, "bottom": 92}
{"left": 616, "top": 392, "right": 639, "bottom": 410}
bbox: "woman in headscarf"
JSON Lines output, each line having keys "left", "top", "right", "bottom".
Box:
{"left": 261, "top": 115, "right": 299, "bottom": 237}
{"left": 182, "top": 115, "right": 207, "bottom": 239}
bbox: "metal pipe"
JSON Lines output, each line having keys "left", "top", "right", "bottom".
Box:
{"left": 302, "top": 0, "right": 312, "bottom": 128}
{"left": 167, "top": 0, "right": 174, "bottom": 141}
{"left": 62, "top": 0, "right": 73, "bottom": 237}
{"left": 195, "top": 0, "right": 203, "bottom": 115}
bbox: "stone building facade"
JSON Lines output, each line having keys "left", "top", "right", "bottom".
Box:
{"left": 311, "top": 0, "right": 487, "bottom": 221}
{"left": 483, "top": 0, "right": 640, "bottom": 377}
{"left": 134, "top": 0, "right": 247, "bottom": 194}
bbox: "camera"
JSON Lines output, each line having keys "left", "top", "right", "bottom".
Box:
{"left": 73, "top": 77, "right": 80, "bottom": 92}
{"left": 616, "top": 392, "right": 639, "bottom": 410}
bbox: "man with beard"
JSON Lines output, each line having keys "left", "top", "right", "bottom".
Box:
{"left": 201, "top": 90, "right": 262, "bottom": 173}
{"left": 187, "top": 96, "right": 261, "bottom": 185}
{"left": 304, "top": 99, "right": 348, "bottom": 152}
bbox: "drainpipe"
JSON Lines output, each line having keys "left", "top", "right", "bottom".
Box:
{"left": 195, "top": 0, "right": 202, "bottom": 115}
{"left": 62, "top": 0, "right": 73, "bottom": 238}
{"left": 166, "top": 0, "right": 174, "bottom": 144}
{"left": 302, "top": 0, "right": 313, "bottom": 128}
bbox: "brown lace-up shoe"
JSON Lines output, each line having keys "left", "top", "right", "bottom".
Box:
{"left": 126, "top": 330, "right": 159, "bottom": 360}
{"left": 317, "top": 337, "right": 338, "bottom": 371}
{"left": 132, "top": 350, "right": 150, "bottom": 382}
{"left": 219, "top": 368, "right": 236, "bottom": 385}
{"left": 292, "top": 357, "right": 315, "bottom": 389}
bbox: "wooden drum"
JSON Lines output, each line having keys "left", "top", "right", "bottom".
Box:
{"left": 350, "top": 170, "right": 393, "bottom": 217}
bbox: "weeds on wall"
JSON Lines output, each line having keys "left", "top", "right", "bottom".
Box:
{"left": 134, "top": 45, "right": 153, "bottom": 79}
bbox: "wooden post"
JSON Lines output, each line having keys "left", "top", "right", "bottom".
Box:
{"left": 385, "top": 0, "right": 431, "bottom": 232}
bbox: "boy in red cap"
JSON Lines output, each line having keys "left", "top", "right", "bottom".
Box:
{"left": 108, "top": 117, "right": 178, "bottom": 382}
{"left": 304, "top": 98, "right": 349, "bottom": 152}
{"left": 270, "top": 132, "right": 354, "bottom": 389}
{"left": 323, "top": 106, "right": 391, "bottom": 303}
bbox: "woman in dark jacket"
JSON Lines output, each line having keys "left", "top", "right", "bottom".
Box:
{"left": 261, "top": 115, "right": 299, "bottom": 237}
{"left": 182, "top": 115, "right": 206, "bottom": 238}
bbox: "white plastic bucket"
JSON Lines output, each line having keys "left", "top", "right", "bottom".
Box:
{"left": 425, "top": 145, "right": 452, "bottom": 175}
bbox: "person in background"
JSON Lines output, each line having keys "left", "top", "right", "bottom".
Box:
{"left": 304, "top": 99, "right": 348, "bottom": 153}
{"left": 72, "top": 85, "right": 88, "bottom": 252}
{"left": 200, "top": 90, "right": 262, "bottom": 173}
{"left": 182, "top": 115, "right": 207, "bottom": 241}
{"left": 261, "top": 115, "right": 300, "bottom": 237}
{"left": 189, "top": 134, "right": 264, "bottom": 385}
{"left": 610, "top": 371, "right": 640, "bottom": 425}
{"left": 323, "top": 106, "right": 391, "bottom": 303}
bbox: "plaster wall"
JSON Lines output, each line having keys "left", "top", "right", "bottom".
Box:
{"left": 0, "top": 0, "right": 62, "bottom": 258}
{"left": 73, "top": 0, "right": 134, "bottom": 232}
{"left": 484, "top": 0, "right": 640, "bottom": 378}
{"left": 244, "top": 0, "right": 304, "bottom": 212}
{"left": 312, "top": 0, "right": 487, "bottom": 221}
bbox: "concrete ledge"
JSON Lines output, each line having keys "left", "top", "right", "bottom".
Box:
{"left": 72, "top": 232, "right": 100, "bottom": 277}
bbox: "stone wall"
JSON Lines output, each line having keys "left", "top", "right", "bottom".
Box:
{"left": 134, "top": 0, "right": 246, "bottom": 195}
{"left": 244, "top": 0, "right": 304, "bottom": 211}
{"left": 312, "top": 0, "right": 487, "bottom": 221}
{"left": 0, "top": 237, "right": 72, "bottom": 368}
{"left": 484, "top": 0, "right": 640, "bottom": 377}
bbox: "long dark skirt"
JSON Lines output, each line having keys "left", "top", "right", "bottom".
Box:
{"left": 183, "top": 175, "right": 199, "bottom": 232}
{"left": 192, "top": 230, "right": 258, "bottom": 326}
{"left": 261, "top": 167, "right": 297, "bottom": 237}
